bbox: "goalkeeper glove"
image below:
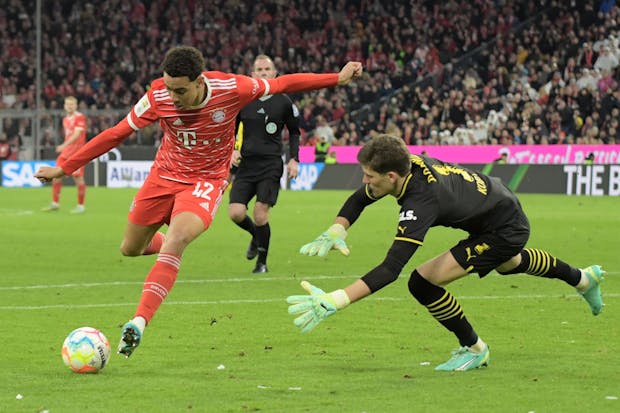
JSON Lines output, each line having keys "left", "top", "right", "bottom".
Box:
{"left": 299, "top": 223, "right": 350, "bottom": 257}
{"left": 286, "top": 281, "right": 350, "bottom": 333}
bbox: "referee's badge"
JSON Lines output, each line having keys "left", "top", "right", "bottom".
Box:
{"left": 265, "top": 122, "right": 277, "bottom": 134}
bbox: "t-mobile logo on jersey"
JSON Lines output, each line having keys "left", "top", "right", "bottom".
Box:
{"left": 176, "top": 130, "right": 197, "bottom": 149}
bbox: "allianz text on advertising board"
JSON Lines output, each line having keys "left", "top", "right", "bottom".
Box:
{"left": 564, "top": 165, "right": 620, "bottom": 196}
{"left": 1, "top": 161, "right": 56, "bottom": 187}
{"left": 106, "top": 161, "right": 153, "bottom": 188}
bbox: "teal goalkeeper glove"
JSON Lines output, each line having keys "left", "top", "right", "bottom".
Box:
{"left": 286, "top": 281, "right": 350, "bottom": 333}
{"left": 299, "top": 223, "right": 350, "bottom": 257}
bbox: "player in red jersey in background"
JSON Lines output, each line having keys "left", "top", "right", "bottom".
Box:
{"left": 36, "top": 46, "right": 363, "bottom": 358}
{"left": 41, "top": 96, "right": 88, "bottom": 214}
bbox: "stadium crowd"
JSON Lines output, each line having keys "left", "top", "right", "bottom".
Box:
{"left": 0, "top": 0, "right": 619, "bottom": 151}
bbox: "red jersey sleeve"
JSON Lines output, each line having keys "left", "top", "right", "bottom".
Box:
{"left": 126, "top": 90, "right": 160, "bottom": 129}
{"left": 58, "top": 90, "right": 158, "bottom": 175}
{"left": 235, "top": 73, "right": 339, "bottom": 107}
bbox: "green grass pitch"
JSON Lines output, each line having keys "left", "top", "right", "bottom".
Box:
{"left": 1, "top": 186, "right": 618, "bottom": 413}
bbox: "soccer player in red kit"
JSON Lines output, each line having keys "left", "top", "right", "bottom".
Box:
{"left": 36, "top": 46, "right": 363, "bottom": 358}
{"left": 42, "top": 96, "right": 88, "bottom": 214}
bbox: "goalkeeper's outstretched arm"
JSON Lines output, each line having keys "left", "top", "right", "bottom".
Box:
{"left": 289, "top": 239, "right": 418, "bottom": 332}
{"left": 342, "top": 278, "right": 372, "bottom": 303}
{"left": 299, "top": 217, "right": 351, "bottom": 257}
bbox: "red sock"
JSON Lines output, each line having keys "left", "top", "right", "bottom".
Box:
{"left": 134, "top": 253, "right": 181, "bottom": 324}
{"left": 52, "top": 182, "right": 61, "bottom": 203}
{"left": 143, "top": 231, "right": 165, "bottom": 255}
{"left": 77, "top": 183, "right": 86, "bottom": 205}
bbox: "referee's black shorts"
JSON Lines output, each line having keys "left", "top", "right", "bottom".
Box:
{"left": 229, "top": 157, "right": 283, "bottom": 207}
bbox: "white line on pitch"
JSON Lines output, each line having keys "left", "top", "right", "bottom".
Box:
{"left": 1, "top": 271, "right": 617, "bottom": 291}
{"left": 0, "top": 274, "right": 364, "bottom": 291}
{"left": 1, "top": 294, "right": 618, "bottom": 311}
{"left": 0, "top": 208, "right": 34, "bottom": 216}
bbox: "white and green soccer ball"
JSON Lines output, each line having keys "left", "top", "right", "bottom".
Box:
{"left": 61, "top": 327, "right": 111, "bottom": 373}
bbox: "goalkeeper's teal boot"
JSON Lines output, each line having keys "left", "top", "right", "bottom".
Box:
{"left": 579, "top": 265, "right": 605, "bottom": 315}
{"left": 435, "top": 345, "right": 490, "bottom": 371}
{"left": 118, "top": 321, "right": 142, "bottom": 358}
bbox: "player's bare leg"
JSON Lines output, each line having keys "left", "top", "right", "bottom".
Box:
{"left": 118, "top": 221, "right": 162, "bottom": 357}
{"left": 119, "top": 212, "right": 205, "bottom": 357}
{"left": 120, "top": 222, "right": 162, "bottom": 256}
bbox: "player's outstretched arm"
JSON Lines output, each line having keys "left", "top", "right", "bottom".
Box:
{"left": 35, "top": 166, "right": 66, "bottom": 183}
{"left": 286, "top": 279, "right": 371, "bottom": 333}
{"left": 337, "top": 61, "right": 363, "bottom": 85}
{"left": 286, "top": 281, "right": 350, "bottom": 333}
{"left": 286, "top": 278, "right": 372, "bottom": 333}
{"left": 40, "top": 118, "right": 135, "bottom": 181}
{"left": 299, "top": 222, "right": 350, "bottom": 257}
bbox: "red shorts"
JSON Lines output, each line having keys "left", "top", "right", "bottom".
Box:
{"left": 128, "top": 174, "right": 228, "bottom": 229}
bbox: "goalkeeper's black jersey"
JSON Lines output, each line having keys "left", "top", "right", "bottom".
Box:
{"left": 338, "top": 154, "right": 529, "bottom": 292}
{"left": 236, "top": 94, "right": 300, "bottom": 161}
{"left": 339, "top": 154, "right": 526, "bottom": 247}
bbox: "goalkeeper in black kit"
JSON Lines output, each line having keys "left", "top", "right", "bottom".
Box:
{"left": 287, "top": 134, "right": 605, "bottom": 371}
{"left": 228, "top": 55, "right": 301, "bottom": 274}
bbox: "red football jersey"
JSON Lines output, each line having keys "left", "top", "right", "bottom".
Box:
{"left": 58, "top": 71, "right": 338, "bottom": 181}
{"left": 127, "top": 72, "right": 269, "bottom": 183}
{"left": 60, "top": 111, "right": 87, "bottom": 158}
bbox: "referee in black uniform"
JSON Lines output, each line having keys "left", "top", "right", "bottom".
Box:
{"left": 229, "top": 55, "right": 301, "bottom": 273}
{"left": 288, "top": 134, "right": 605, "bottom": 371}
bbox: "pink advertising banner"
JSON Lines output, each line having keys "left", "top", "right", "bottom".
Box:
{"left": 299, "top": 145, "right": 620, "bottom": 164}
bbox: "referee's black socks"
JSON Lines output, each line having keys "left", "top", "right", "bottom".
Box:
{"left": 235, "top": 216, "right": 256, "bottom": 237}
{"left": 255, "top": 223, "right": 270, "bottom": 264}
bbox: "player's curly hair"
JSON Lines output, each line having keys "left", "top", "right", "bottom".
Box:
{"left": 161, "top": 46, "right": 205, "bottom": 81}
{"left": 357, "top": 134, "right": 411, "bottom": 176}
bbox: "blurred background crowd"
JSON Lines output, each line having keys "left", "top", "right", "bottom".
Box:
{"left": 0, "top": 0, "right": 618, "bottom": 157}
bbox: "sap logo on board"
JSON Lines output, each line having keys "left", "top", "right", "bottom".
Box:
{"left": 1, "top": 161, "right": 55, "bottom": 187}
{"left": 289, "top": 163, "right": 325, "bottom": 191}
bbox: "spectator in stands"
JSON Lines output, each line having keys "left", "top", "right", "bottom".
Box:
{"left": 0, "top": 132, "right": 12, "bottom": 161}
{"left": 3, "top": 0, "right": 620, "bottom": 150}
{"left": 494, "top": 152, "right": 508, "bottom": 164}
{"left": 324, "top": 150, "right": 338, "bottom": 164}
{"left": 314, "top": 115, "right": 336, "bottom": 144}
{"left": 314, "top": 135, "right": 330, "bottom": 162}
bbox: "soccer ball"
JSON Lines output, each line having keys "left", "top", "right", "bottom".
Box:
{"left": 61, "top": 327, "right": 111, "bottom": 373}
